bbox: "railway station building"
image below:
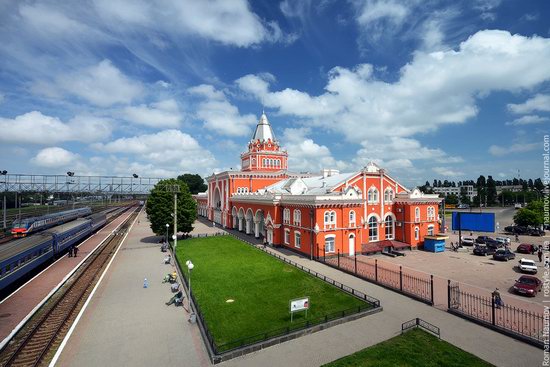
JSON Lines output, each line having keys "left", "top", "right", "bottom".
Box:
{"left": 195, "top": 113, "right": 442, "bottom": 257}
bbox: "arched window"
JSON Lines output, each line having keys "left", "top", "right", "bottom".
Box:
{"left": 293, "top": 209, "right": 301, "bottom": 226}
{"left": 324, "top": 210, "right": 336, "bottom": 229}
{"left": 368, "top": 216, "right": 378, "bottom": 241}
{"left": 262, "top": 158, "right": 266, "bottom": 167}
{"left": 368, "top": 188, "right": 379, "bottom": 203}
{"left": 427, "top": 206, "right": 435, "bottom": 221}
{"left": 349, "top": 210, "right": 356, "bottom": 227}
{"left": 427, "top": 225, "right": 434, "bottom": 236}
{"left": 415, "top": 207, "right": 420, "bottom": 222}
{"left": 384, "top": 189, "right": 394, "bottom": 202}
{"left": 415, "top": 226, "right": 420, "bottom": 240}
{"left": 283, "top": 208, "right": 290, "bottom": 224}
{"left": 385, "top": 215, "right": 394, "bottom": 240}
{"left": 325, "top": 235, "right": 335, "bottom": 253}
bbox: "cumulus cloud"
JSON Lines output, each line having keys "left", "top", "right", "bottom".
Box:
{"left": 93, "top": 0, "right": 285, "bottom": 47}
{"left": 32, "top": 147, "right": 79, "bottom": 167}
{"left": 282, "top": 127, "right": 348, "bottom": 172}
{"left": 432, "top": 166, "right": 465, "bottom": 177}
{"left": 488, "top": 142, "right": 538, "bottom": 156}
{"left": 189, "top": 84, "right": 257, "bottom": 137}
{"left": 507, "top": 94, "right": 550, "bottom": 114}
{"left": 505, "top": 115, "right": 549, "bottom": 126}
{"left": 0, "top": 111, "right": 112, "bottom": 144}
{"left": 123, "top": 99, "right": 183, "bottom": 128}
{"left": 94, "top": 129, "right": 217, "bottom": 172}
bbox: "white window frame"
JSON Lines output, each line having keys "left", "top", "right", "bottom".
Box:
{"left": 349, "top": 210, "right": 356, "bottom": 227}
{"left": 415, "top": 207, "right": 420, "bottom": 222}
{"left": 294, "top": 231, "right": 301, "bottom": 248}
{"left": 384, "top": 189, "right": 394, "bottom": 202}
{"left": 284, "top": 229, "right": 290, "bottom": 245}
{"left": 415, "top": 226, "right": 420, "bottom": 240}
{"left": 384, "top": 215, "right": 394, "bottom": 240}
{"left": 325, "top": 235, "right": 336, "bottom": 253}
{"left": 427, "top": 206, "right": 435, "bottom": 221}
{"left": 283, "top": 208, "right": 290, "bottom": 225}
{"left": 368, "top": 216, "right": 378, "bottom": 241}
{"left": 324, "top": 210, "right": 336, "bottom": 229}
{"left": 427, "top": 224, "right": 435, "bottom": 236}
{"left": 293, "top": 209, "right": 301, "bottom": 226}
{"left": 368, "top": 187, "right": 379, "bottom": 203}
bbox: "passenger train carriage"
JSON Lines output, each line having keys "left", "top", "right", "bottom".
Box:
{"left": 11, "top": 207, "right": 92, "bottom": 238}
{"left": 0, "top": 213, "right": 106, "bottom": 292}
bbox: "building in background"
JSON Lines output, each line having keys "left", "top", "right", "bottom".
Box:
{"left": 195, "top": 113, "right": 442, "bottom": 257}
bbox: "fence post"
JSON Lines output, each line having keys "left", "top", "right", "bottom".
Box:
{"left": 399, "top": 265, "right": 403, "bottom": 291}
{"left": 354, "top": 255, "right": 357, "bottom": 275}
{"left": 430, "top": 275, "right": 434, "bottom": 305}
{"left": 491, "top": 294, "right": 496, "bottom": 326}
{"left": 447, "top": 279, "right": 451, "bottom": 309}
{"left": 375, "top": 259, "right": 378, "bottom": 282}
{"left": 337, "top": 249, "right": 340, "bottom": 268}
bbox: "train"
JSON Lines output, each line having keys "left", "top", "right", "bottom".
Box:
{"left": 11, "top": 207, "right": 92, "bottom": 238}
{"left": 0, "top": 213, "right": 107, "bottom": 292}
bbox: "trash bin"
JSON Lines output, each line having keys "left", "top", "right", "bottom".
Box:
{"left": 189, "top": 313, "right": 196, "bottom": 324}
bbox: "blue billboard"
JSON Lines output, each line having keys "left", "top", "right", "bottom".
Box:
{"left": 452, "top": 212, "right": 495, "bottom": 233}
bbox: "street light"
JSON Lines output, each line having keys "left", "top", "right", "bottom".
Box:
{"left": 66, "top": 171, "right": 74, "bottom": 177}
{"left": 313, "top": 223, "right": 320, "bottom": 260}
{"left": 165, "top": 223, "right": 169, "bottom": 245}
{"left": 132, "top": 173, "right": 138, "bottom": 178}
{"left": 185, "top": 260, "right": 195, "bottom": 321}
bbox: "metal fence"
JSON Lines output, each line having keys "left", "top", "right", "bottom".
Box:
{"left": 323, "top": 252, "right": 434, "bottom": 305}
{"left": 448, "top": 281, "right": 544, "bottom": 348}
{"left": 177, "top": 234, "right": 381, "bottom": 360}
{"left": 401, "top": 318, "right": 440, "bottom": 338}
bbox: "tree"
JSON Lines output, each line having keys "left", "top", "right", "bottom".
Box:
{"left": 438, "top": 180, "right": 442, "bottom": 187}
{"left": 514, "top": 208, "right": 542, "bottom": 227}
{"left": 445, "top": 193, "right": 459, "bottom": 205}
{"left": 425, "top": 181, "right": 430, "bottom": 187}
{"left": 476, "top": 175, "right": 486, "bottom": 206}
{"left": 177, "top": 173, "right": 207, "bottom": 195}
{"left": 432, "top": 179, "right": 438, "bottom": 187}
{"left": 460, "top": 187, "right": 471, "bottom": 204}
{"left": 145, "top": 179, "right": 197, "bottom": 236}
{"left": 534, "top": 178, "right": 544, "bottom": 192}
{"left": 486, "top": 175, "right": 497, "bottom": 205}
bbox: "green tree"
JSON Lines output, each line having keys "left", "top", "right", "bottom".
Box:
{"left": 486, "top": 175, "right": 497, "bottom": 205}
{"left": 445, "top": 193, "right": 459, "bottom": 205}
{"left": 476, "top": 175, "right": 486, "bottom": 206}
{"left": 459, "top": 187, "right": 471, "bottom": 204}
{"left": 145, "top": 179, "right": 197, "bottom": 236}
{"left": 177, "top": 173, "right": 207, "bottom": 194}
{"left": 534, "top": 178, "right": 544, "bottom": 192}
{"left": 514, "top": 208, "right": 542, "bottom": 227}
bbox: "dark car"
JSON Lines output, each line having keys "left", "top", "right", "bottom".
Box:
{"left": 513, "top": 275, "right": 542, "bottom": 297}
{"left": 529, "top": 228, "right": 545, "bottom": 237}
{"left": 505, "top": 226, "right": 531, "bottom": 235}
{"left": 476, "top": 236, "right": 493, "bottom": 244}
{"left": 473, "top": 244, "right": 498, "bottom": 256}
{"left": 493, "top": 248, "right": 516, "bottom": 261}
{"left": 516, "top": 243, "right": 538, "bottom": 254}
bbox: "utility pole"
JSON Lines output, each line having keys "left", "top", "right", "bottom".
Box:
{"left": 174, "top": 191, "right": 178, "bottom": 250}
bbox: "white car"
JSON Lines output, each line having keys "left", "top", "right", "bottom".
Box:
{"left": 495, "top": 237, "right": 511, "bottom": 246}
{"left": 518, "top": 258, "right": 538, "bottom": 274}
{"left": 461, "top": 237, "right": 475, "bottom": 246}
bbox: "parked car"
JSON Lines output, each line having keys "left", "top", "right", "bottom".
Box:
{"left": 473, "top": 244, "right": 498, "bottom": 256}
{"left": 529, "top": 228, "right": 545, "bottom": 237}
{"left": 493, "top": 248, "right": 516, "bottom": 261}
{"left": 476, "top": 236, "right": 493, "bottom": 244}
{"left": 495, "top": 237, "right": 511, "bottom": 246}
{"left": 518, "top": 258, "right": 538, "bottom": 274}
{"left": 513, "top": 275, "right": 542, "bottom": 297}
{"left": 461, "top": 237, "right": 475, "bottom": 246}
{"left": 514, "top": 203, "right": 522, "bottom": 209}
{"left": 504, "top": 226, "right": 531, "bottom": 235}
{"left": 516, "top": 243, "right": 538, "bottom": 254}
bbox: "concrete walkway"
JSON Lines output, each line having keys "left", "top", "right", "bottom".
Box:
{"left": 195, "top": 219, "right": 541, "bottom": 367}
{"left": 54, "top": 211, "right": 209, "bottom": 367}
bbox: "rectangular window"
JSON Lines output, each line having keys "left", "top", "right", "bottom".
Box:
{"left": 325, "top": 236, "right": 335, "bottom": 253}
{"left": 294, "top": 232, "right": 301, "bottom": 248}
{"left": 284, "top": 230, "right": 290, "bottom": 245}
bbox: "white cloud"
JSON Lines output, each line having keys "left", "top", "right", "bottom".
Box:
{"left": 432, "top": 166, "right": 465, "bottom": 177}
{"left": 489, "top": 142, "right": 538, "bottom": 156}
{"left": 237, "top": 30, "right": 550, "bottom": 167}
{"left": 123, "top": 99, "right": 183, "bottom": 128}
{"left": 505, "top": 115, "right": 549, "bottom": 126}
{"left": 0, "top": 111, "right": 112, "bottom": 144}
{"left": 189, "top": 84, "right": 257, "bottom": 137}
{"left": 93, "top": 0, "right": 285, "bottom": 47}
{"left": 31, "top": 147, "right": 79, "bottom": 168}
{"left": 94, "top": 129, "right": 217, "bottom": 172}
{"left": 282, "top": 128, "right": 348, "bottom": 172}
{"left": 507, "top": 94, "right": 550, "bottom": 114}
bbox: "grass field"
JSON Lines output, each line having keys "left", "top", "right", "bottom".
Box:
{"left": 323, "top": 328, "right": 492, "bottom": 367}
{"left": 175, "top": 236, "right": 370, "bottom": 351}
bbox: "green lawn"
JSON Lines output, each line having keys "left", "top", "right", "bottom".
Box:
{"left": 323, "top": 328, "right": 492, "bottom": 367}
{"left": 175, "top": 236, "right": 370, "bottom": 351}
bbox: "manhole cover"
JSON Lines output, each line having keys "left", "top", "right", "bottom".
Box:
{"left": 0, "top": 313, "right": 11, "bottom": 318}
{"left": 226, "top": 299, "right": 235, "bottom": 303}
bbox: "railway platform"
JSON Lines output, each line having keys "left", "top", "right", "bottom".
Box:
{"left": 53, "top": 210, "right": 209, "bottom": 367}
{"left": 0, "top": 209, "right": 135, "bottom": 346}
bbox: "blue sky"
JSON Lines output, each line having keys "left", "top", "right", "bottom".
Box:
{"left": 0, "top": 0, "right": 549, "bottom": 187}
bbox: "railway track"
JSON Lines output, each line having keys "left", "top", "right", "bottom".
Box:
{"left": 0, "top": 207, "right": 140, "bottom": 367}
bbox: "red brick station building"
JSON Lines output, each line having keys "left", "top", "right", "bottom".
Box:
{"left": 195, "top": 113, "right": 442, "bottom": 258}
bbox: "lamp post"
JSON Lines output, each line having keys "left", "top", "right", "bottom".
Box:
{"left": 1, "top": 170, "right": 6, "bottom": 229}
{"left": 313, "top": 223, "right": 320, "bottom": 260}
{"left": 165, "top": 223, "right": 169, "bottom": 246}
{"left": 186, "top": 260, "right": 195, "bottom": 320}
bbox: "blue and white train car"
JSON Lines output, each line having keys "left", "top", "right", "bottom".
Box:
{"left": 11, "top": 207, "right": 92, "bottom": 237}
{"left": 50, "top": 219, "right": 92, "bottom": 254}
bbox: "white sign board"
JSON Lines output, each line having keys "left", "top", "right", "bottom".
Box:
{"left": 290, "top": 298, "right": 309, "bottom": 312}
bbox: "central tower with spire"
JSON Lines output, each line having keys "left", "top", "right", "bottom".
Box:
{"left": 241, "top": 112, "right": 288, "bottom": 172}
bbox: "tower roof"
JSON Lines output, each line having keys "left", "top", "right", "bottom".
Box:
{"left": 251, "top": 112, "right": 276, "bottom": 142}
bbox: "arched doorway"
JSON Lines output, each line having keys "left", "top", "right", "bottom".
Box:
{"left": 238, "top": 208, "right": 245, "bottom": 231}
{"left": 232, "top": 207, "right": 238, "bottom": 228}
{"left": 213, "top": 187, "right": 222, "bottom": 224}
{"left": 254, "top": 209, "right": 265, "bottom": 239}
{"left": 349, "top": 234, "right": 355, "bottom": 256}
{"left": 245, "top": 209, "right": 253, "bottom": 234}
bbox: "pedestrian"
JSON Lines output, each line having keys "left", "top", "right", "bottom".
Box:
{"left": 73, "top": 246, "right": 79, "bottom": 257}
{"left": 492, "top": 288, "right": 503, "bottom": 309}
{"left": 263, "top": 238, "right": 268, "bottom": 249}
{"left": 538, "top": 247, "right": 543, "bottom": 262}
{"left": 68, "top": 246, "right": 73, "bottom": 257}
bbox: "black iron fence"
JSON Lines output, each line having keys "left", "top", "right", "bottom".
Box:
{"left": 177, "top": 234, "right": 381, "bottom": 362}
{"left": 447, "top": 281, "right": 544, "bottom": 348}
{"left": 323, "top": 252, "right": 434, "bottom": 305}
{"left": 401, "top": 318, "right": 440, "bottom": 338}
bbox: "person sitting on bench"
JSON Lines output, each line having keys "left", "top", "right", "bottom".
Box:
{"left": 164, "top": 254, "right": 171, "bottom": 264}
{"left": 171, "top": 282, "right": 180, "bottom": 292}
{"left": 166, "top": 291, "right": 184, "bottom": 306}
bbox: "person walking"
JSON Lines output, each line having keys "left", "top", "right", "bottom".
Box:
{"left": 538, "top": 247, "right": 543, "bottom": 262}
{"left": 68, "top": 246, "right": 73, "bottom": 257}
{"left": 492, "top": 288, "right": 503, "bottom": 309}
{"left": 73, "top": 245, "right": 79, "bottom": 257}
